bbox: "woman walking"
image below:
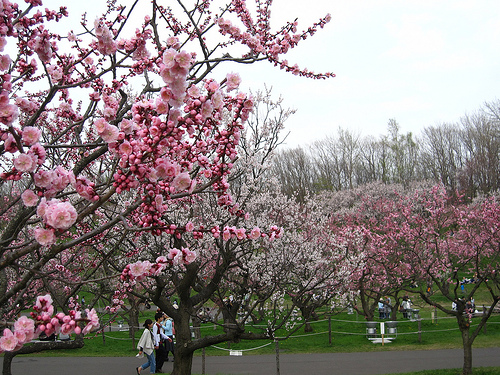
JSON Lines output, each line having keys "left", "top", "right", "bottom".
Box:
{"left": 136, "top": 319, "right": 156, "bottom": 374}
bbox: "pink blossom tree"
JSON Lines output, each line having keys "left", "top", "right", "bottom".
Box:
{"left": 0, "top": 0, "right": 332, "bottom": 371}
{"left": 317, "top": 182, "right": 414, "bottom": 321}
{"left": 338, "top": 184, "right": 500, "bottom": 375}
{"left": 395, "top": 187, "right": 500, "bottom": 375}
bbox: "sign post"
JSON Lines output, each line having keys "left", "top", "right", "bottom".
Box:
{"left": 380, "top": 322, "right": 385, "bottom": 346}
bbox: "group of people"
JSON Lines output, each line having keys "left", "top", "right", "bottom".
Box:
{"left": 377, "top": 297, "right": 392, "bottom": 319}
{"left": 136, "top": 311, "right": 175, "bottom": 374}
{"left": 378, "top": 296, "right": 413, "bottom": 319}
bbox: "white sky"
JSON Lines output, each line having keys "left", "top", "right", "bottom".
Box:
{"left": 233, "top": 0, "right": 500, "bottom": 147}
{"left": 38, "top": 1, "right": 500, "bottom": 148}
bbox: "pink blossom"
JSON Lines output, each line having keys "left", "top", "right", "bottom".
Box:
{"left": 162, "top": 48, "right": 177, "bottom": 68}
{"left": 14, "top": 316, "right": 35, "bottom": 334}
{"left": 119, "top": 119, "right": 135, "bottom": 134}
{"left": 172, "top": 172, "right": 191, "bottom": 191}
{"left": 14, "top": 153, "right": 37, "bottom": 172}
{"left": 34, "top": 170, "right": 55, "bottom": 189}
{"left": 14, "top": 330, "right": 26, "bottom": 345}
{"left": 60, "top": 324, "right": 73, "bottom": 335}
{"left": 21, "top": 189, "right": 38, "bottom": 207}
{"left": 225, "top": 72, "right": 241, "bottom": 91}
{"left": 100, "top": 124, "right": 119, "bottom": 143}
{"left": 211, "top": 91, "right": 224, "bottom": 109}
{"left": 0, "top": 54, "right": 11, "bottom": 70}
{"left": 166, "top": 36, "right": 180, "bottom": 48}
{"left": 35, "top": 295, "right": 54, "bottom": 313}
{"left": 185, "top": 221, "right": 195, "bottom": 232}
{"left": 0, "top": 329, "right": 18, "bottom": 352}
{"left": 175, "top": 50, "right": 193, "bottom": 69}
{"left": 235, "top": 227, "right": 246, "bottom": 240}
{"left": 119, "top": 140, "right": 132, "bottom": 155}
{"left": 168, "top": 248, "right": 183, "bottom": 265}
{"left": 156, "top": 256, "right": 168, "bottom": 264}
{"left": 187, "top": 85, "right": 200, "bottom": 98}
{"left": 159, "top": 64, "right": 174, "bottom": 84}
{"left": 34, "top": 35, "right": 51, "bottom": 62}
{"left": 155, "top": 160, "right": 179, "bottom": 179}
{"left": 183, "top": 249, "right": 197, "bottom": 264}
{"left": 29, "top": 143, "right": 46, "bottom": 165}
{"left": 156, "top": 98, "right": 170, "bottom": 114}
{"left": 34, "top": 227, "right": 56, "bottom": 247}
{"left": 44, "top": 201, "right": 78, "bottom": 230}
{"left": 222, "top": 229, "right": 231, "bottom": 241}
{"left": 36, "top": 198, "right": 48, "bottom": 217}
{"left": 201, "top": 100, "right": 213, "bottom": 119}
{"left": 207, "top": 81, "right": 219, "bottom": 92}
{"left": 129, "top": 260, "right": 152, "bottom": 278}
{"left": 74, "top": 176, "right": 97, "bottom": 201}
{"left": 0, "top": 96, "right": 18, "bottom": 126}
{"left": 94, "top": 118, "right": 108, "bottom": 133}
{"left": 21, "top": 329, "right": 34, "bottom": 343}
{"left": 159, "top": 87, "right": 172, "bottom": 102}
{"left": 249, "top": 227, "right": 261, "bottom": 240}
{"left": 82, "top": 308, "right": 99, "bottom": 334}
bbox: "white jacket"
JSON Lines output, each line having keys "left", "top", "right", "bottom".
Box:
{"left": 137, "top": 328, "right": 155, "bottom": 355}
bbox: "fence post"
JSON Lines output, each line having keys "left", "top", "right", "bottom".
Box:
{"left": 418, "top": 318, "right": 422, "bottom": 343}
{"left": 131, "top": 324, "right": 136, "bottom": 350}
{"left": 202, "top": 347, "right": 206, "bottom": 375}
{"left": 328, "top": 316, "right": 332, "bottom": 346}
{"left": 483, "top": 305, "right": 487, "bottom": 334}
{"left": 275, "top": 340, "right": 280, "bottom": 375}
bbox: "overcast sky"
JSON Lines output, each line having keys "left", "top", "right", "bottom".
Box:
{"left": 48, "top": 0, "right": 500, "bottom": 148}
{"left": 233, "top": 0, "right": 500, "bottom": 148}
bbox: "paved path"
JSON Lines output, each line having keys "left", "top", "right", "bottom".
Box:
{"left": 3, "top": 348, "right": 500, "bottom": 375}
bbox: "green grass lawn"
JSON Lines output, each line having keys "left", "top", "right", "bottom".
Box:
{"left": 27, "top": 308, "right": 500, "bottom": 358}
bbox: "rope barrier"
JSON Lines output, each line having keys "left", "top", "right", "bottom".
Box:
{"left": 103, "top": 334, "right": 131, "bottom": 340}
{"left": 211, "top": 342, "right": 273, "bottom": 352}
{"left": 276, "top": 330, "right": 329, "bottom": 339}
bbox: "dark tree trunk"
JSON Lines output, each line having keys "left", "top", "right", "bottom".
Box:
{"left": 456, "top": 313, "right": 473, "bottom": 375}
{"left": 460, "top": 323, "right": 473, "bottom": 375}
{"left": 171, "top": 308, "right": 195, "bottom": 375}
{"left": 298, "top": 304, "right": 317, "bottom": 333}
{"left": 129, "top": 304, "right": 140, "bottom": 339}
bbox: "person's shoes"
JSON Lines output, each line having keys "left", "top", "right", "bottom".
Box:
{"left": 155, "top": 370, "right": 163, "bottom": 373}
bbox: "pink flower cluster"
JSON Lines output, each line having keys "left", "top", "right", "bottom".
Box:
{"left": 214, "top": 225, "right": 282, "bottom": 241}
{"left": 0, "top": 316, "right": 35, "bottom": 352}
{"left": 38, "top": 198, "right": 78, "bottom": 230}
{"left": 33, "top": 198, "right": 78, "bottom": 246}
{"left": 217, "top": 3, "right": 334, "bottom": 79}
{"left": 159, "top": 48, "right": 194, "bottom": 108}
{"left": 94, "top": 18, "right": 117, "bottom": 55}
{"left": 0, "top": 294, "right": 99, "bottom": 353}
{"left": 94, "top": 117, "right": 119, "bottom": 143}
{"left": 121, "top": 249, "right": 197, "bottom": 281}
{"left": 0, "top": 92, "right": 18, "bottom": 126}
{"left": 117, "top": 27, "right": 152, "bottom": 61}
